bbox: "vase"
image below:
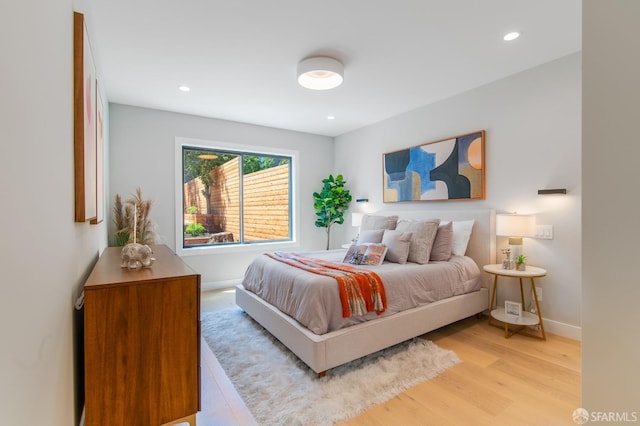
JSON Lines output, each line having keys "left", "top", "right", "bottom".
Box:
{"left": 516, "top": 262, "right": 526, "bottom": 271}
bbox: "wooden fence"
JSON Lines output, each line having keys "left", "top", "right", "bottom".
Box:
{"left": 183, "top": 158, "right": 289, "bottom": 242}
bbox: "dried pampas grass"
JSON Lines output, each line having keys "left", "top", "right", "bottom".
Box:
{"left": 112, "top": 187, "right": 158, "bottom": 246}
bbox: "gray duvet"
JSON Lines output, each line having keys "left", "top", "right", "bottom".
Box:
{"left": 241, "top": 249, "right": 482, "bottom": 335}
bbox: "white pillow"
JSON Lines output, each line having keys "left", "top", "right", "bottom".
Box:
{"left": 440, "top": 220, "right": 474, "bottom": 256}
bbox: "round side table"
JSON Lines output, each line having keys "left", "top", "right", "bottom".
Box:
{"left": 483, "top": 264, "right": 547, "bottom": 340}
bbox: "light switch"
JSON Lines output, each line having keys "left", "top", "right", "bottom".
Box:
{"left": 534, "top": 225, "right": 553, "bottom": 239}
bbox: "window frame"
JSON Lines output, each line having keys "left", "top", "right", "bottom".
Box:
{"left": 175, "top": 137, "right": 299, "bottom": 256}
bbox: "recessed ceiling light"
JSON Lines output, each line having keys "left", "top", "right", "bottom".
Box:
{"left": 178, "top": 85, "right": 191, "bottom": 92}
{"left": 297, "top": 57, "right": 344, "bottom": 90}
{"left": 327, "top": 115, "right": 336, "bottom": 120}
{"left": 503, "top": 32, "right": 520, "bottom": 41}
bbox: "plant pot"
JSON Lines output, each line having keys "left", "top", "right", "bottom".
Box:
{"left": 516, "top": 262, "right": 526, "bottom": 271}
{"left": 184, "top": 235, "right": 212, "bottom": 245}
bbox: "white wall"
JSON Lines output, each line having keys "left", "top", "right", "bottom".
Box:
{"left": 582, "top": 0, "right": 640, "bottom": 415}
{"left": 334, "top": 53, "right": 582, "bottom": 338}
{"left": 109, "top": 104, "right": 333, "bottom": 288}
{"left": 0, "top": 0, "right": 108, "bottom": 424}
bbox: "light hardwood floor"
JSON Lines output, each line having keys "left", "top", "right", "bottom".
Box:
{"left": 197, "top": 289, "right": 581, "bottom": 426}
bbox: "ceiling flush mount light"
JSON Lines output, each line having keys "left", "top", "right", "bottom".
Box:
{"left": 297, "top": 56, "right": 344, "bottom": 90}
{"left": 178, "top": 85, "right": 191, "bottom": 92}
{"left": 503, "top": 31, "right": 520, "bottom": 41}
{"left": 327, "top": 115, "right": 336, "bottom": 120}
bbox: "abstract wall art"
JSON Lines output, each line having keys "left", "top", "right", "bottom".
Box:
{"left": 90, "top": 82, "right": 105, "bottom": 225}
{"left": 383, "top": 130, "right": 485, "bottom": 202}
{"left": 74, "top": 11, "right": 97, "bottom": 222}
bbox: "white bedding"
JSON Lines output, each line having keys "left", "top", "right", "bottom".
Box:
{"left": 241, "top": 249, "right": 482, "bottom": 335}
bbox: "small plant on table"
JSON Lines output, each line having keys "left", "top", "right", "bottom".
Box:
{"left": 516, "top": 254, "right": 527, "bottom": 271}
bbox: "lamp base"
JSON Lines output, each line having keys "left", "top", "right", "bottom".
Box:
{"left": 509, "top": 243, "right": 523, "bottom": 268}
{"left": 508, "top": 237, "right": 523, "bottom": 246}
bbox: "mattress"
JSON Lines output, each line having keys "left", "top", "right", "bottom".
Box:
{"left": 241, "top": 249, "right": 482, "bottom": 334}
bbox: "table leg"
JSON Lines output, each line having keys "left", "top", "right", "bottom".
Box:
{"left": 488, "top": 275, "right": 498, "bottom": 328}
{"left": 519, "top": 278, "right": 525, "bottom": 307}
{"left": 530, "top": 278, "right": 546, "bottom": 340}
{"left": 489, "top": 274, "right": 498, "bottom": 310}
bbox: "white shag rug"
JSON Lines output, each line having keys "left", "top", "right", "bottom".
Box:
{"left": 201, "top": 308, "right": 460, "bottom": 425}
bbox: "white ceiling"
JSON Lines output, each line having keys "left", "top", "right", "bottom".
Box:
{"left": 89, "top": 0, "right": 581, "bottom": 137}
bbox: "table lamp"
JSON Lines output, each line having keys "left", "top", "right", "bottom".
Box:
{"left": 350, "top": 212, "right": 363, "bottom": 243}
{"left": 351, "top": 212, "right": 363, "bottom": 228}
{"left": 496, "top": 213, "right": 534, "bottom": 269}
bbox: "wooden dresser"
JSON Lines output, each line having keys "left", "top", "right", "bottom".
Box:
{"left": 83, "top": 244, "right": 200, "bottom": 426}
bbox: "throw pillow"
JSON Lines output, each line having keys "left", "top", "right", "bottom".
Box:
{"left": 449, "top": 220, "right": 475, "bottom": 256}
{"left": 356, "top": 229, "right": 384, "bottom": 244}
{"left": 430, "top": 221, "right": 454, "bottom": 261}
{"left": 395, "top": 219, "right": 440, "bottom": 264}
{"left": 381, "top": 230, "right": 413, "bottom": 264}
{"left": 342, "top": 243, "right": 387, "bottom": 266}
{"left": 360, "top": 214, "right": 398, "bottom": 231}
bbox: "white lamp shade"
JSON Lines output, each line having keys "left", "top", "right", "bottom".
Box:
{"left": 297, "top": 57, "right": 344, "bottom": 90}
{"left": 351, "top": 212, "right": 363, "bottom": 228}
{"left": 496, "top": 214, "right": 534, "bottom": 237}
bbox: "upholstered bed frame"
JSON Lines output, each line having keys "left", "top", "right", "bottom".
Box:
{"left": 235, "top": 209, "right": 496, "bottom": 375}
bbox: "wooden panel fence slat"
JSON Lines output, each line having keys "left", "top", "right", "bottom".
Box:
{"left": 183, "top": 161, "right": 290, "bottom": 242}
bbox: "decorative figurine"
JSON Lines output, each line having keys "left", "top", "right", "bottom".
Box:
{"left": 501, "top": 248, "right": 512, "bottom": 270}
{"left": 120, "top": 203, "right": 155, "bottom": 270}
{"left": 121, "top": 243, "right": 155, "bottom": 270}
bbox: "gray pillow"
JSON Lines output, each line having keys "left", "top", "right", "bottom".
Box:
{"left": 381, "top": 230, "right": 413, "bottom": 264}
{"left": 395, "top": 219, "right": 440, "bottom": 264}
{"left": 356, "top": 229, "right": 384, "bottom": 244}
{"left": 360, "top": 215, "right": 398, "bottom": 231}
{"left": 430, "top": 221, "right": 453, "bottom": 261}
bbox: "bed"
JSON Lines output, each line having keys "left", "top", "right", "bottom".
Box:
{"left": 236, "top": 209, "right": 496, "bottom": 375}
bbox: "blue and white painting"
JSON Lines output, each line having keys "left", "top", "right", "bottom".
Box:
{"left": 383, "top": 130, "right": 485, "bottom": 202}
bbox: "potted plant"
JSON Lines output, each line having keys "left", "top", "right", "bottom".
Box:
{"left": 501, "top": 248, "right": 512, "bottom": 269}
{"left": 185, "top": 222, "right": 206, "bottom": 237}
{"left": 313, "top": 174, "right": 352, "bottom": 250}
{"left": 184, "top": 222, "right": 211, "bottom": 245}
{"left": 516, "top": 254, "right": 527, "bottom": 271}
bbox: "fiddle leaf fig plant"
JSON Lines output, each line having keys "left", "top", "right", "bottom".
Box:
{"left": 313, "top": 174, "right": 352, "bottom": 250}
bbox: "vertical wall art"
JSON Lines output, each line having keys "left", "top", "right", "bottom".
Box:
{"left": 383, "top": 130, "right": 485, "bottom": 202}
{"left": 90, "top": 83, "right": 105, "bottom": 224}
{"left": 74, "top": 11, "right": 97, "bottom": 222}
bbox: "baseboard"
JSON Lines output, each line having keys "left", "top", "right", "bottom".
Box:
{"left": 543, "top": 317, "right": 582, "bottom": 341}
{"left": 201, "top": 278, "right": 242, "bottom": 292}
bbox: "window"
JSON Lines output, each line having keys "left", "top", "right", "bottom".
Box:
{"left": 179, "top": 143, "right": 293, "bottom": 251}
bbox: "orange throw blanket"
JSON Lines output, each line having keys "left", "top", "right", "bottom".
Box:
{"left": 267, "top": 252, "right": 387, "bottom": 318}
